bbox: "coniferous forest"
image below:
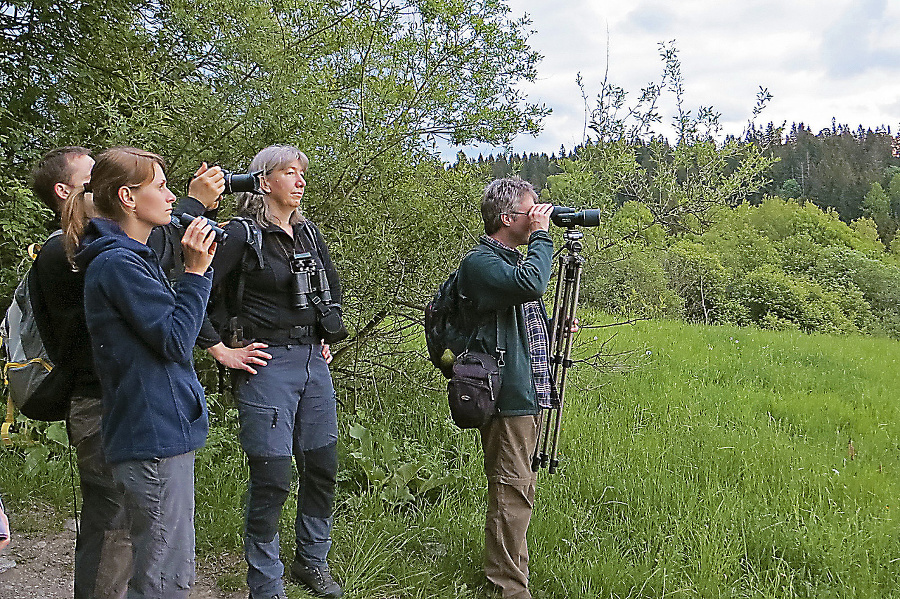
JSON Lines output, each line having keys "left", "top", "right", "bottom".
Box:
{"left": 480, "top": 120, "right": 900, "bottom": 234}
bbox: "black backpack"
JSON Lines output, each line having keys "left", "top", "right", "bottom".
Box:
{"left": 426, "top": 264, "right": 508, "bottom": 428}
{"left": 424, "top": 267, "right": 475, "bottom": 379}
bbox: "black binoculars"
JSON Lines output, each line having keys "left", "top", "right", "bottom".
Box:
{"left": 171, "top": 213, "right": 228, "bottom": 242}
{"left": 551, "top": 206, "right": 602, "bottom": 227}
{"left": 289, "top": 252, "right": 318, "bottom": 310}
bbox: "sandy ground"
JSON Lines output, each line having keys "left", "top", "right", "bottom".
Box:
{"left": 0, "top": 516, "right": 246, "bottom": 599}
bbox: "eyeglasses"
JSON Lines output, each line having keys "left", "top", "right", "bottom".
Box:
{"left": 504, "top": 211, "right": 528, "bottom": 216}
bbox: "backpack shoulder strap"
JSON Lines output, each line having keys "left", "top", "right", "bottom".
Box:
{"left": 233, "top": 217, "right": 264, "bottom": 270}
{"left": 455, "top": 248, "right": 478, "bottom": 306}
{"left": 26, "top": 231, "right": 63, "bottom": 362}
{"left": 226, "top": 217, "right": 264, "bottom": 317}
{"left": 495, "top": 307, "right": 508, "bottom": 368}
{"left": 300, "top": 220, "right": 324, "bottom": 256}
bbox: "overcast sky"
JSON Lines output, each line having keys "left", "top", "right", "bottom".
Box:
{"left": 446, "top": 0, "right": 900, "bottom": 159}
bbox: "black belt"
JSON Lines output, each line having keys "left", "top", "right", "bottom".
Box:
{"left": 250, "top": 324, "right": 319, "bottom": 345}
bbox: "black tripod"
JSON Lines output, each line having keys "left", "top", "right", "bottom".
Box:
{"left": 532, "top": 227, "right": 585, "bottom": 474}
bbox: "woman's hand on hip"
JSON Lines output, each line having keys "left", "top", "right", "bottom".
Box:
{"left": 208, "top": 342, "right": 272, "bottom": 375}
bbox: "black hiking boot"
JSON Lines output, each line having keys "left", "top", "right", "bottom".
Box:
{"left": 290, "top": 560, "right": 344, "bottom": 598}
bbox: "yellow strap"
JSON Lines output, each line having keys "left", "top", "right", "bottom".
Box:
{"left": 2, "top": 238, "right": 43, "bottom": 445}
{"left": 4, "top": 358, "right": 53, "bottom": 373}
{"left": 1, "top": 330, "right": 10, "bottom": 446}
{"left": 27, "top": 242, "right": 42, "bottom": 260}
{"left": 2, "top": 395, "right": 13, "bottom": 446}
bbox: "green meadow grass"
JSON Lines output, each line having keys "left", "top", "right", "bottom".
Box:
{"left": 3, "top": 316, "right": 899, "bottom": 597}
{"left": 531, "top": 315, "right": 900, "bottom": 598}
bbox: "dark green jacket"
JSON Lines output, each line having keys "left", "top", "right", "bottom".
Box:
{"left": 458, "top": 230, "right": 554, "bottom": 415}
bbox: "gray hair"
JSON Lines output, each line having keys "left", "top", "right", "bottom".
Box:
{"left": 238, "top": 144, "right": 310, "bottom": 226}
{"left": 481, "top": 176, "right": 536, "bottom": 235}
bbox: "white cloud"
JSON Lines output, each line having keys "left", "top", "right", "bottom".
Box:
{"left": 443, "top": 0, "right": 900, "bottom": 160}
{"left": 624, "top": 2, "right": 678, "bottom": 35}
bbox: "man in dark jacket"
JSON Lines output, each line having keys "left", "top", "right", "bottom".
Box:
{"left": 458, "top": 177, "right": 554, "bottom": 599}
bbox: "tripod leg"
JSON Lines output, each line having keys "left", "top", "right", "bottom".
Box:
{"left": 530, "top": 409, "right": 544, "bottom": 472}
{"left": 548, "top": 257, "right": 584, "bottom": 473}
{"left": 535, "top": 252, "right": 568, "bottom": 471}
{"left": 538, "top": 407, "right": 553, "bottom": 469}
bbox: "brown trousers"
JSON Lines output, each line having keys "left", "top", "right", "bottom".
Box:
{"left": 481, "top": 414, "right": 540, "bottom": 599}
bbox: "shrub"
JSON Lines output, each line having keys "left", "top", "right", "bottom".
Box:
{"left": 747, "top": 198, "right": 882, "bottom": 254}
{"left": 580, "top": 246, "right": 683, "bottom": 318}
{"left": 725, "top": 266, "right": 857, "bottom": 334}
{"left": 663, "top": 240, "right": 730, "bottom": 323}
{"left": 810, "top": 247, "right": 900, "bottom": 337}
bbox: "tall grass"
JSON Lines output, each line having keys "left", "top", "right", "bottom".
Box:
{"left": 3, "top": 316, "right": 899, "bottom": 597}
{"left": 531, "top": 314, "right": 900, "bottom": 598}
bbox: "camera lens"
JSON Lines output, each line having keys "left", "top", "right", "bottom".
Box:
{"left": 223, "top": 171, "right": 262, "bottom": 194}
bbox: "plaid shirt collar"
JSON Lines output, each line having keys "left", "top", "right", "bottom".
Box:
{"left": 481, "top": 234, "right": 523, "bottom": 259}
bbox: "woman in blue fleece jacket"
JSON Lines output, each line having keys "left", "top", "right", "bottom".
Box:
{"left": 64, "top": 147, "right": 216, "bottom": 599}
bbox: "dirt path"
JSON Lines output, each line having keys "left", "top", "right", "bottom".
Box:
{"left": 0, "top": 517, "right": 246, "bottom": 599}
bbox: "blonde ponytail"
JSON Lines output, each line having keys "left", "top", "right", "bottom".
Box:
{"left": 62, "top": 186, "right": 89, "bottom": 268}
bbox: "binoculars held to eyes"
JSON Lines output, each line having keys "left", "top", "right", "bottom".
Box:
{"left": 550, "top": 206, "right": 602, "bottom": 227}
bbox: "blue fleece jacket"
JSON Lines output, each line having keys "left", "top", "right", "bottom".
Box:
{"left": 75, "top": 218, "right": 212, "bottom": 463}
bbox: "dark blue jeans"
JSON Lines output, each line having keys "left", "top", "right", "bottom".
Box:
{"left": 235, "top": 344, "right": 338, "bottom": 599}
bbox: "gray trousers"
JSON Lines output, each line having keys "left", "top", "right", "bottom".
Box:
{"left": 234, "top": 343, "right": 339, "bottom": 599}
{"left": 112, "top": 452, "right": 197, "bottom": 599}
{"left": 68, "top": 396, "right": 132, "bottom": 599}
{"left": 481, "top": 414, "right": 540, "bottom": 599}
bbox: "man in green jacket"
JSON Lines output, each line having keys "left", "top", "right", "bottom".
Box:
{"left": 458, "top": 177, "right": 555, "bottom": 599}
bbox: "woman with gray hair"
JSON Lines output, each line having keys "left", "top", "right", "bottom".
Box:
{"left": 201, "top": 145, "right": 345, "bottom": 599}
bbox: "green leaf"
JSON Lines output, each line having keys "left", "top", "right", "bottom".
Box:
{"left": 46, "top": 422, "right": 69, "bottom": 447}
{"left": 24, "top": 445, "right": 50, "bottom": 477}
